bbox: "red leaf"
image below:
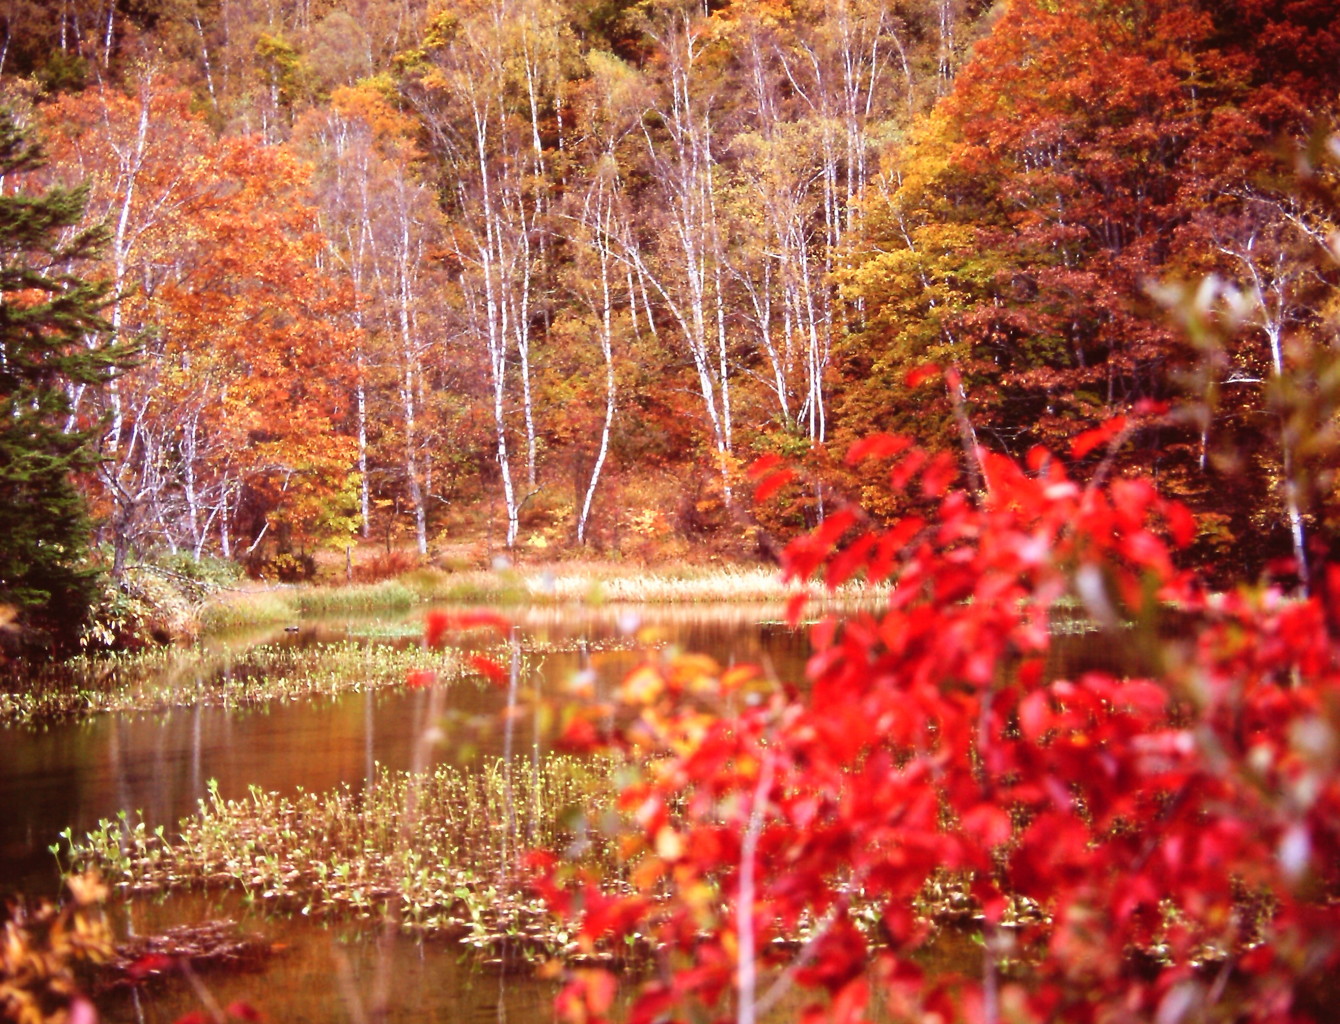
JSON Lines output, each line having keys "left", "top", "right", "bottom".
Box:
{"left": 830, "top": 977, "right": 870, "bottom": 1024}
{"left": 1070, "top": 415, "right": 1127, "bottom": 459}
{"left": 406, "top": 668, "right": 436, "bottom": 689}
{"left": 1019, "top": 690, "right": 1052, "bottom": 741}
{"left": 127, "top": 953, "right": 175, "bottom": 981}
{"left": 920, "top": 452, "right": 958, "bottom": 498}
{"left": 425, "top": 609, "right": 511, "bottom": 646}
{"left": 580, "top": 969, "right": 618, "bottom": 1015}
{"left": 962, "top": 804, "right": 1013, "bottom": 849}
{"left": 785, "top": 590, "right": 809, "bottom": 628}
{"left": 1112, "top": 679, "right": 1169, "bottom": 716}
{"left": 424, "top": 609, "right": 452, "bottom": 648}
{"left": 906, "top": 363, "right": 941, "bottom": 387}
{"left": 826, "top": 534, "right": 877, "bottom": 590}
{"left": 888, "top": 449, "right": 928, "bottom": 491}
{"left": 754, "top": 468, "right": 795, "bottom": 504}
{"left": 226, "top": 1002, "right": 265, "bottom": 1022}
{"left": 557, "top": 969, "right": 617, "bottom": 1023}
{"left": 468, "top": 654, "right": 509, "bottom": 687}
{"left": 845, "top": 433, "right": 912, "bottom": 465}
{"left": 558, "top": 713, "right": 601, "bottom": 752}
{"left": 1164, "top": 500, "right": 1196, "bottom": 547}
{"left": 883, "top": 516, "right": 925, "bottom": 553}
{"left": 1026, "top": 445, "right": 1053, "bottom": 473}
{"left": 453, "top": 610, "right": 512, "bottom": 633}
{"left": 747, "top": 453, "right": 784, "bottom": 480}
{"left": 811, "top": 615, "right": 839, "bottom": 651}
{"left": 810, "top": 508, "right": 859, "bottom": 551}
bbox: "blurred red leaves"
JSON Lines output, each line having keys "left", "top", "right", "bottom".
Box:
{"left": 424, "top": 609, "right": 511, "bottom": 647}
{"left": 467, "top": 653, "right": 509, "bottom": 687}
{"left": 126, "top": 953, "right": 175, "bottom": 982}
{"left": 530, "top": 436, "right": 1340, "bottom": 1023}
{"left": 405, "top": 668, "right": 436, "bottom": 689}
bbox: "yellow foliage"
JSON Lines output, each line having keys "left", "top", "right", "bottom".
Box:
{"left": 0, "top": 874, "right": 112, "bottom": 1024}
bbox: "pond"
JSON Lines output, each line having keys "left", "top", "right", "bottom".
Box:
{"left": 0, "top": 603, "right": 814, "bottom": 1024}
{"left": 2, "top": 601, "right": 1137, "bottom": 1023}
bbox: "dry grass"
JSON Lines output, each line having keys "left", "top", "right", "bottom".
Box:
{"left": 411, "top": 560, "right": 838, "bottom": 606}
{"left": 193, "top": 557, "right": 884, "bottom": 634}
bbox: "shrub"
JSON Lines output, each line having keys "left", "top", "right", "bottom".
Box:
{"left": 354, "top": 549, "right": 421, "bottom": 582}
{"left": 534, "top": 436, "right": 1340, "bottom": 1024}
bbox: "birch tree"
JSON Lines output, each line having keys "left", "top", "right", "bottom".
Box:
{"left": 404, "top": 0, "right": 567, "bottom": 547}
{"left": 625, "top": 0, "right": 736, "bottom": 499}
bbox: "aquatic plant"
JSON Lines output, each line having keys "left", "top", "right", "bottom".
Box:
{"left": 61, "top": 757, "right": 627, "bottom": 962}
{"left": 196, "top": 592, "right": 295, "bottom": 632}
{"left": 197, "top": 582, "right": 420, "bottom": 632}
{"left": 0, "top": 641, "right": 465, "bottom": 728}
{"left": 291, "top": 583, "right": 418, "bottom": 617}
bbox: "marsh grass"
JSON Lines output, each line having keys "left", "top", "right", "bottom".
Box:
{"left": 63, "top": 756, "right": 630, "bottom": 961}
{"left": 408, "top": 562, "right": 882, "bottom": 606}
{"left": 198, "top": 583, "right": 420, "bottom": 632}
{"left": 197, "top": 591, "right": 296, "bottom": 632}
{"left": 0, "top": 641, "right": 464, "bottom": 728}
{"left": 293, "top": 582, "right": 418, "bottom": 616}
{"left": 192, "top": 561, "right": 882, "bottom": 634}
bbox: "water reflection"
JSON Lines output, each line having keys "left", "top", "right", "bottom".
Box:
{"left": 4, "top": 605, "right": 812, "bottom": 1023}
{"left": 0, "top": 605, "right": 810, "bottom": 898}
{"left": 97, "top": 891, "right": 563, "bottom": 1024}
{"left": 0, "top": 602, "right": 1146, "bottom": 1024}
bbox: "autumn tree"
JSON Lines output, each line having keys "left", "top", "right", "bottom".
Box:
{"left": 554, "top": 50, "right": 647, "bottom": 545}
{"left": 37, "top": 75, "right": 359, "bottom": 572}
{"left": 155, "top": 134, "right": 360, "bottom": 568}
{"left": 36, "top": 73, "right": 220, "bottom": 570}
{"left": 296, "top": 83, "right": 453, "bottom": 555}
{"left": 712, "top": 0, "right": 926, "bottom": 448}
{"left": 402, "top": 0, "right": 573, "bottom": 548}
{"left": 836, "top": 0, "right": 1339, "bottom": 568}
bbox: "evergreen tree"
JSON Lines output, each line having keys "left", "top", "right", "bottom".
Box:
{"left": 0, "top": 109, "right": 136, "bottom": 656}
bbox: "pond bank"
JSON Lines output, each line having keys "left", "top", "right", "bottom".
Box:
{"left": 71, "top": 557, "right": 849, "bottom": 647}
{"left": 196, "top": 561, "right": 829, "bottom": 630}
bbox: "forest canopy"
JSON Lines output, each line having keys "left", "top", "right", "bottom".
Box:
{"left": 0, "top": 0, "right": 1336, "bottom": 633}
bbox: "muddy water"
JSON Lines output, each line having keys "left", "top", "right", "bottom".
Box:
{"left": 0, "top": 604, "right": 811, "bottom": 1024}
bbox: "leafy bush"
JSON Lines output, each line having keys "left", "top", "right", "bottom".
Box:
{"left": 354, "top": 549, "right": 421, "bottom": 582}
{"left": 0, "top": 874, "right": 112, "bottom": 1023}
{"left": 244, "top": 551, "right": 316, "bottom": 582}
{"left": 80, "top": 567, "right": 198, "bottom": 650}
{"left": 534, "top": 436, "right": 1340, "bottom": 1024}
{"left": 151, "top": 552, "right": 243, "bottom": 591}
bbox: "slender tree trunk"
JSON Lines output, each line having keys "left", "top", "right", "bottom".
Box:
{"left": 398, "top": 251, "right": 427, "bottom": 556}
{"left": 578, "top": 191, "right": 619, "bottom": 546}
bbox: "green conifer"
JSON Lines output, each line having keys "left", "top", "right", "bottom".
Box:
{"left": 0, "top": 109, "right": 137, "bottom": 655}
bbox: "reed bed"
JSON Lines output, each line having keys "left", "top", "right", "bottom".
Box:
{"left": 546, "top": 565, "right": 804, "bottom": 603}
{"left": 196, "top": 591, "right": 295, "bottom": 631}
{"left": 0, "top": 641, "right": 464, "bottom": 727}
{"left": 410, "top": 562, "right": 884, "bottom": 607}
{"left": 62, "top": 756, "right": 630, "bottom": 961}
{"left": 198, "top": 583, "right": 420, "bottom": 631}
{"left": 193, "top": 561, "right": 887, "bottom": 634}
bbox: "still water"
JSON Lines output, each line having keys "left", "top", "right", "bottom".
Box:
{"left": 0, "top": 604, "right": 812, "bottom": 1024}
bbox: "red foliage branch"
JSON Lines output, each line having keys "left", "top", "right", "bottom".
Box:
{"left": 537, "top": 437, "right": 1340, "bottom": 1024}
